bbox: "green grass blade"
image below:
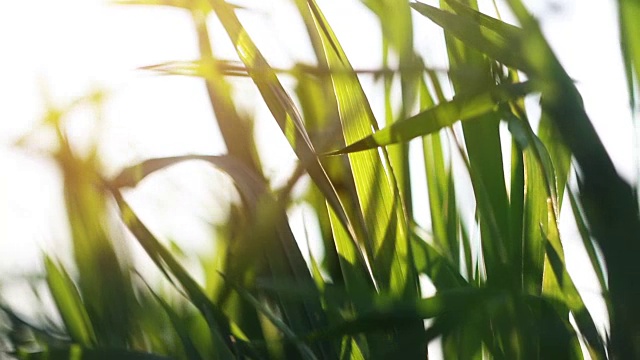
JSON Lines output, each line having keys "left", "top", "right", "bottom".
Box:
{"left": 302, "top": 1, "right": 426, "bottom": 357}
{"left": 17, "top": 347, "right": 175, "bottom": 360}
{"left": 328, "top": 81, "right": 534, "bottom": 155}
{"left": 410, "top": 2, "right": 531, "bottom": 73}
{"left": 205, "top": 0, "right": 361, "bottom": 256}
{"left": 618, "top": 0, "right": 640, "bottom": 111}
{"left": 497, "top": 1, "right": 640, "bottom": 356}
{"left": 542, "top": 235, "right": 607, "bottom": 359}
{"left": 112, "top": 192, "right": 237, "bottom": 359}
{"left": 143, "top": 285, "right": 204, "bottom": 360}
{"left": 567, "top": 188, "right": 607, "bottom": 292}
{"left": 51, "top": 117, "right": 134, "bottom": 348}
{"left": 44, "top": 257, "right": 96, "bottom": 348}
{"left": 305, "top": 0, "right": 419, "bottom": 299}
{"left": 112, "top": 154, "right": 336, "bottom": 357}
{"left": 364, "top": 0, "right": 417, "bottom": 218}
{"left": 410, "top": 228, "right": 468, "bottom": 289}
{"left": 190, "top": 11, "right": 264, "bottom": 176}
{"left": 423, "top": 130, "right": 448, "bottom": 252}
{"left": 506, "top": 108, "right": 605, "bottom": 357}
{"left": 221, "top": 275, "right": 319, "bottom": 360}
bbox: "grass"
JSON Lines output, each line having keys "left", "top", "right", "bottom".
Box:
{"left": 1, "top": 0, "right": 639, "bottom": 359}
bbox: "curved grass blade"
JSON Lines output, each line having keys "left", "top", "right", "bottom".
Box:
{"left": 0, "top": 304, "right": 70, "bottom": 348}
{"left": 189, "top": 12, "right": 264, "bottom": 176}
{"left": 111, "top": 154, "right": 337, "bottom": 358}
{"left": 111, "top": 191, "right": 237, "bottom": 359}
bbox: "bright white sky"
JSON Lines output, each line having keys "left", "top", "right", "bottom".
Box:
{"left": 0, "top": 0, "right": 635, "bottom": 355}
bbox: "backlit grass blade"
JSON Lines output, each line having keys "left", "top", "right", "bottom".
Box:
{"left": 418, "top": 77, "right": 467, "bottom": 273}
{"left": 500, "top": 1, "right": 640, "bottom": 356}
{"left": 410, "top": 2, "right": 531, "bottom": 73}
{"left": 567, "top": 187, "right": 607, "bottom": 292}
{"left": 190, "top": 11, "right": 264, "bottom": 175}
{"left": 537, "top": 111, "right": 571, "bottom": 206}
{"left": 291, "top": 0, "right": 379, "bottom": 312}
{"left": 205, "top": 0, "right": 362, "bottom": 258}
{"left": 327, "top": 207, "right": 375, "bottom": 305}
{"left": 143, "top": 284, "right": 204, "bottom": 360}
{"left": 305, "top": 0, "right": 419, "bottom": 299}
{"left": 437, "top": 0, "right": 517, "bottom": 295}
{"left": 505, "top": 110, "right": 557, "bottom": 295}
{"left": 618, "top": 0, "right": 640, "bottom": 111}
{"left": 422, "top": 130, "right": 450, "bottom": 255}
{"left": 44, "top": 257, "right": 96, "bottom": 348}
{"left": 363, "top": 0, "right": 418, "bottom": 218}
{"left": 327, "top": 80, "right": 534, "bottom": 155}
{"left": 295, "top": 73, "right": 368, "bottom": 287}
{"left": 112, "top": 0, "right": 201, "bottom": 9}
{"left": 221, "top": 275, "right": 319, "bottom": 360}
{"left": 542, "top": 233, "right": 607, "bottom": 359}
{"left": 50, "top": 111, "right": 134, "bottom": 349}
{"left": 112, "top": 154, "right": 336, "bottom": 357}
{"left": 302, "top": 1, "right": 425, "bottom": 357}
{"left": 410, "top": 229, "right": 468, "bottom": 289}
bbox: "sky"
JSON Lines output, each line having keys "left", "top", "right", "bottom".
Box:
{"left": 0, "top": 0, "right": 635, "bottom": 355}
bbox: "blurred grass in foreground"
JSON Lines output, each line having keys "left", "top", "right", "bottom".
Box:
{"left": 2, "top": 0, "right": 640, "bottom": 359}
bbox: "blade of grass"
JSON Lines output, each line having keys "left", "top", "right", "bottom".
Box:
{"left": 112, "top": 154, "right": 337, "bottom": 357}
{"left": 326, "top": 81, "right": 535, "bottom": 155}
{"left": 306, "top": 0, "right": 417, "bottom": 295}
{"left": 142, "top": 282, "right": 204, "bottom": 360}
{"left": 111, "top": 191, "right": 238, "bottom": 359}
{"left": 618, "top": 0, "right": 640, "bottom": 112}
{"left": 302, "top": 1, "right": 426, "bottom": 357}
{"left": 220, "top": 274, "right": 318, "bottom": 360}
{"left": 205, "top": 0, "right": 364, "bottom": 268}
{"left": 44, "top": 257, "right": 96, "bottom": 348}
{"left": 364, "top": 0, "right": 418, "bottom": 218}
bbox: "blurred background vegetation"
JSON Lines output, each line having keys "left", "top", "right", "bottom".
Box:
{"left": 1, "top": 0, "right": 639, "bottom": 359}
